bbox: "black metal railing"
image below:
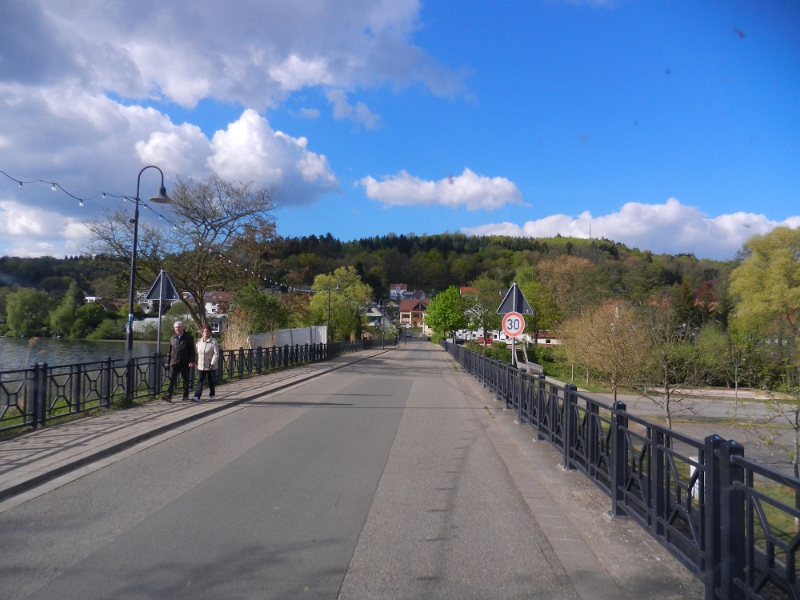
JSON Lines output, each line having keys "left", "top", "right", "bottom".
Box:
{"left": 1, "top": 340, "right": 373, "bottom": 434}
{"left": 443, "top": 340, "right": 800, "bottom": 600}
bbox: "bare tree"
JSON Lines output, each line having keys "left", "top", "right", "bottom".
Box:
{"left": 636, "top": 303, "right": 710, "bottom": 428}
{"left": 558, "top": 303, "right": 647, "bottom": 398}
{"left": 86, "top": 175, "right": 277, "bottom": 330}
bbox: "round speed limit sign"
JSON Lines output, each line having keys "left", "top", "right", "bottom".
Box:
{"left": 502, "top": 311, "right": 525, "bottom": 338}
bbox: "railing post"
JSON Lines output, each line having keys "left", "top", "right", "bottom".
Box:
{"left": 719, "top": 440, "right": 745, "bottom": 600}
{"left": 104, "top": 357, "right": 113, "bottom": 408}
{"left": 562, "top": 383, "right": 576, "bottom": 470}
{"left": 39, "top": 362, "right": 49, "bottom": 427}
{"left": 216, "top": 351, "right": 225, "bottom": 384}
{"left": 703, "top": 434, "right": 725, "bottom": 600}
{"left": 587, "top": 401, "right": 599, "bottom": 475}
{"left": 256, "top": 346, "right": 262, "bottom": 373}
{"left": 283, "top": 344, "right": 290, "bottom": 368}
{"left": 29, "top": 363, "right": 41, "bottom": 430}
{"left": 610, "top": 400, "right": 627, "bottom": 517}
{"left": 151, "top": 351, "right": 160, "bottom": 397}
{"left": 238, "top": 348, "right": 244, "bottom": 378}
{"left": 73, "top": 363, "right": 82, "bottom": 413}
{"left": 536, "top": 373, "right": 546, "bottom": 440}
{"left": 653, "top": 430, "right": 666, "bottom": 538}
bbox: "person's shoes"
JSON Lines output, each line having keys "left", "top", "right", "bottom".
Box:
{"left": 162, "top": 394, "right": 173, "bottom": 403}
{"left": 181, "top": 397, "right": 191, "bottom": 402}
{"left": 190, "top": 396, "right": 201, "bottom": 402}
{"left": 208, "top": 395, "right": 215, "bottom": 401}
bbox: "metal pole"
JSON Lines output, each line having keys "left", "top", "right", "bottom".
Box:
{"left": 124, "top": 197, "right": 140, "bottom": 401}
{"left": 156, "top": 269, "right": 164, "bottom": 350}
{"left": 327, "top": 287, "right": 331, "bottom": 344}
{"left": 125, "top": 166, "right": 169, "bottom": 401}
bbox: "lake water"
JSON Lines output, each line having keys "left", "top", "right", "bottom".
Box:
{"left": 0, "top": 338, "right": 169, "bottom": 372}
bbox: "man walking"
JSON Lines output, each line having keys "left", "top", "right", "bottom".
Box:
{"left": 164, "top": 321, "right": 196, "bottom": 402}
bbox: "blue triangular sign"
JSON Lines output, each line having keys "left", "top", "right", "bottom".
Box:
{"left": 496, "top": 282, "right": 533, "bottom": 315}
{"left": 146, "top": 270, "right": 181, "bottom": 301}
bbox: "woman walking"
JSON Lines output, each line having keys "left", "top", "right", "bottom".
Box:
{"left": 193, "top": 324, "right": 219, "bottom": 401}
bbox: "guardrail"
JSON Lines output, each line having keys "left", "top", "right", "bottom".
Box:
{"left": 0, "top": 340, "right": 373, "bottom": 434}
{"left": 443, "top": 340, "right": 800, "bottom": 600}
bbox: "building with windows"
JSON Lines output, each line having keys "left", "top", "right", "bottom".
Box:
{"left": 398, "top": 298, "right": 430, "bottom": 327}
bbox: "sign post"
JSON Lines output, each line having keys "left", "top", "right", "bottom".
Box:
{"left": 496, "top": 282, "right": 533, "bottom": 368}
{"left": 145, "top": 270, "right": 181, "bottom": 351}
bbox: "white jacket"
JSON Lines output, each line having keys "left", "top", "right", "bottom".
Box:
{"left": 195, "top": 337, "right": 219, "bottom": 371}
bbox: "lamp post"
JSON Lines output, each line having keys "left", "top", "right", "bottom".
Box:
{"left": 125, "top": 165, "right": 171, "bottom": 400}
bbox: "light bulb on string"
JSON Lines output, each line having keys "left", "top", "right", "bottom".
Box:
{"left": 102, "top": 193, "right": 106, "bottom": 198}
{"left": 18, "top": 181, "right": 22, "bottom": 188}
{"left": 51, "top": 183, "right": 56, "bottom": 191}
{"left": 79, "top": 200, "right": 83, "bottom": 207}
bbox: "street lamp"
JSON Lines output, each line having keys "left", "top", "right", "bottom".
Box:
{"left": 125, "top": 165, "right": 171, "bottom": 400}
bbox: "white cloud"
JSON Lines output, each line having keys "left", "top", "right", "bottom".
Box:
{"left": 296, "top": 108, "right": 321, "bottom": 120}
{"left": 359, "top": 168, "right": 523, "bottom": 211}
{"left": 326, "top": 89, "right": 381, "bottom": 130}
{"left": 208, "top": 109, "right": 338, "bottom": 205}
{"left": 14, "top": 0, "right": 464, "bottom": 109}
{"left": 462, "top": 198, "right": 800, "bottom": 260}
{"left": 0, "top": 86, "right": 339, "bottom": 256}
{"left": 0, "top": 199, "right": 92, "bottom": 257}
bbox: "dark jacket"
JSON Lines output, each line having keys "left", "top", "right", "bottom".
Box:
{"left": 168, "top": 331, "right": 196, "bottom": 367}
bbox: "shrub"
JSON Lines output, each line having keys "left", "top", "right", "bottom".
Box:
{"left": 87, "top": 319, "right": 125, "bottom": 340}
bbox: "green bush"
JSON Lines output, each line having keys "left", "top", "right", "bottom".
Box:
{"left": 87, "top": 319, "right": 125, "bottom": 340}
{"left": 529, "top": 345, "right": 555, "bottom": 363}
{"left": 462, "top": 340, "right": 511, "bottom": 363}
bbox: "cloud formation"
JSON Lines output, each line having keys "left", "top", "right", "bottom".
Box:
{"left": 0, "top": 199, "right": 91, "bottom": 258}
{"left": 8, "top": 0, "right": 464, "bottom": 110}
{"left": 462, "top": 198, "right": 800, "bottom": 260}
{"left": 326, "top": 90, "right": 381, "bottom": 130}
{"left": 359, "top": 168, "right": 523, "bottom": 211}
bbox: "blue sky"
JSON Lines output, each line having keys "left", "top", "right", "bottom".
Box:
{"left": 0, "top": 0, "right": 798, "bottom": 260}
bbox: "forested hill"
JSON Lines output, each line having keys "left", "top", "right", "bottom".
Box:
{"left": 276, "top": 232, "right": 735, "bottom": 303}
{"left": 1, "top": 234, "right": 735, "bottom": 316}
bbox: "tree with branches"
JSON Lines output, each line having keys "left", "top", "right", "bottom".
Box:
{"left": 86, "top": 175, "right": 278, "bottom": 330}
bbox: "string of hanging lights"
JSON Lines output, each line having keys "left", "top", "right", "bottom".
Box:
{"left": 1, "top": 168, "right": 324, "bottom": 293}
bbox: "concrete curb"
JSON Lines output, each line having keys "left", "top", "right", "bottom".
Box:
{"left": 0, "top": 349, "right": 389, "bottom": 502}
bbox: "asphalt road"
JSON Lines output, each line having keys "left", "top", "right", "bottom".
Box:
{"left": 0, "top": 340, "right": 577, "bottom": 600}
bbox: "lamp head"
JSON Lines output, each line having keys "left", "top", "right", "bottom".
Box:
{"left": 149, "top": 186, "right": 171, "bottom": 204}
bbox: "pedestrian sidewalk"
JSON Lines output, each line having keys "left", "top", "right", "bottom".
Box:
{"left": 0, "top": 349, "right": 388, "bottom": 504}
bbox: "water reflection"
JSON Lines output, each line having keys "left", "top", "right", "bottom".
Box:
{"left": 0, "top": 338, "right": 170, "bottom": 372}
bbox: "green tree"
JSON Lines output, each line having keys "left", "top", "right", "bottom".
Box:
{"left": 729, "top": 226, "right": 800, "bottom": 342}
{"left": 86, "top": 174, "right": 278, "bottom": 330}
{"left": 87, "top": 319, "right": 126, "bottom": 340}
{"left": 49, "top": 281, "right": 82, "bottom": 336}
{"left": 518, "top": 278, "right": 561, "bottom": 345}
{"left": 424, "top": 286, "right": 466, "bottom": 340}
{"left": 7, "top": 288, "right": 51, "bottom": 336}
{"left": 466, "top": 274, "right": 503, "bottom": 339}
{"left": 309, "top": 266, "right": 372, "bottom": 341}
{"left": 70, "top": 302, "right": 107, "bottom": 338}
{"left": 230, "top": 283, "right": 291, "bottom": 334}
{"left": 117, "top": 303, "right": 146, "bottom": 320}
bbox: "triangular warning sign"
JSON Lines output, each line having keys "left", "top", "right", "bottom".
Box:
{"left": 146, "top": 270, "right": 181, "bottom": 301}
{"left": 496, "top": 282, "right": 533, "bottom": 315}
